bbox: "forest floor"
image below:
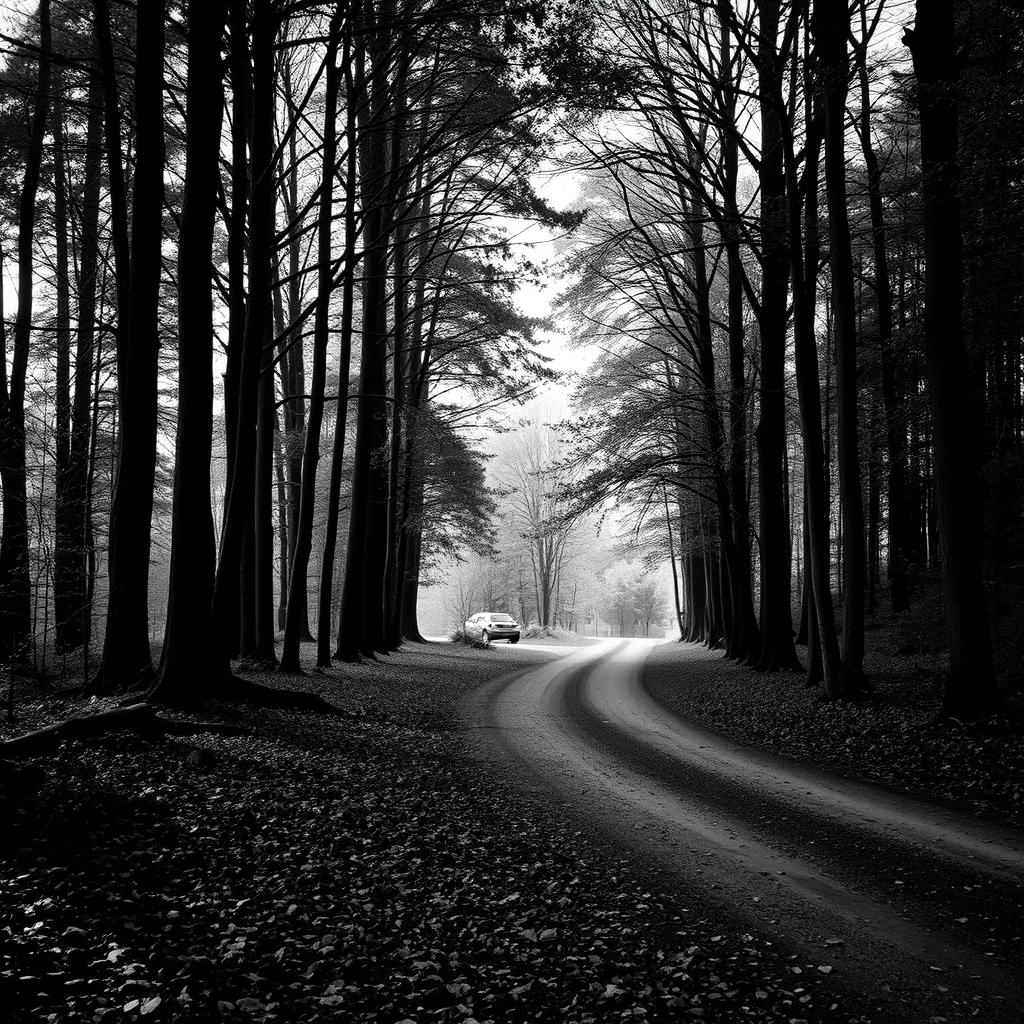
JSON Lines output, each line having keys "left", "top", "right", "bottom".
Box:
{"left": 3, "top": 580, "right": 1023, "bottom": 1024}
{"left": 2, "top": 640, "right": 871, "bottom": 1024}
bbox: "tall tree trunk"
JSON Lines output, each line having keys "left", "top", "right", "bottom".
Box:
{"left": 253, "top": 325, "right": 278, "bottom": 663}
{"left": 664, "top": 487, "right": 685, "bottom": 638}
{"left": 337, "top": 9, "right": 392, "bottom": 659}
{"left": 815, "top": 0, "right": 866, "bottom": 696}
{"left": 315, "top": 39, "right": 360, "bottom": 667}
{"left": 239, "top": 518, "right": 256, "bottom": 656}
{"left": 856, "top": 6, "right": 908, "bottom": 614}
{"left": 383, "top": 50, "right": 411, "bottom": 651}
{"left": 283, "top": 61, "right": 307, "bottom": 637}
{"left": 0, "top": 0, "right": 51, "bottom": 666}
{"left": 211, "top": 0, "right": 276, "bottom": 672}
{"left": 92, "top": 0, "right": 130, "bottom": 328}
{"left": 398, "top": 489, "right": 426, "bottom": 641}
{"left": 754, "top": 0, "right": 799, "bottom": 672}
{"left": 60, "top": 76, "right": 104, "bottom": 653}
{"left": 384, "top": 200, "right": 409, "bottom": 648}
{"left": 317, "top": 20, "right": 360, "bottom": 668}
{"left": 222, "top": 0, "right": 250, "bottom": 657}
{"left": 905, "top": 1, "right": 1001, "bottom": 719}
{"left": 149, "top": 0, "right": 227, "bottom": 704}
{"left": 281, "top": 14, "right": 341, "bottom": 673}
{"left": 52, "top": 75, "right": 76, "bottom": 650}
{"left": 274, "top": 406, "right": 290, "bottom": 631}
{"left": 784, "top": 96, "right": 843, "bottom": 694}
{"left": 396, "top": 172, "right": 431, "bottom": 645}
{"left": 706, "top": 8, "right": 758, "bottom": 662}
{"left": 95, "top": 0, "right": 165, "bottom": 692}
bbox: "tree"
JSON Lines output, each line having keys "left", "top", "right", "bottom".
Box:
{"left": 0, "top": 0, "right": 51, "bottom": 666}
{"left": 500, "top": 420, "right": 575, "bottom": 629}
{"left": 94, "top": 0, "right": 165, "bottom": 692}
{"left": 148, "top": 0, "right": 227, "bottom": 704}
{"left": 211, "top": 0, "right": 277, "bottom": 671}
{"left": 905, "top": 0, "right": 1001, "bottom": 719}
{"left": 752, "top": 0, "right": 800, "bottom": 672}
{"left": 280, "top": 6, "right": 342, "bottom": 674}
{"left": 814, "top": 0, "right": 866, "bottom": 696}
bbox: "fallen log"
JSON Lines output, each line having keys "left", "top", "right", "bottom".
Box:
{"left": 0, "top": 703, "right": 251, "bottom": 758}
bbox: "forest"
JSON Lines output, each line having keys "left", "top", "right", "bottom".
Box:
{"left": 1, "top": 0, "right": 1024, "bottom": 1021}
{"left": 0, "top": 0, "right": 1018, "bottom": 716}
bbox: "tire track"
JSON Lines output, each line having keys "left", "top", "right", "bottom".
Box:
{"left": 465, "top": 638, "right": 1024, "bottom": 1023}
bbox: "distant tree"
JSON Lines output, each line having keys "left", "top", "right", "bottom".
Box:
{"left": 499, "top": 420, "right": 576, "bottom": 629}
{"left": 632, "top": 575, "right": 665, "bottom": 636}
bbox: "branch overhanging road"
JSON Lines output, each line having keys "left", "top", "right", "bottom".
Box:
{"left": 462, "top": 638, "right": 1024, "bottom": 1023}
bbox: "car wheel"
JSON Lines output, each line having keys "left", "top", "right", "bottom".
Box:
{"left": 509, "top": 637, "right": 519, "bottom": 645}
{"left": 482, "top": 630, "right": 490, "bottom": 643}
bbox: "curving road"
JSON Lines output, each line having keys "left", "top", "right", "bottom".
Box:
{"left": 463, "top": 638, "right": 1024, "bottom": 1023}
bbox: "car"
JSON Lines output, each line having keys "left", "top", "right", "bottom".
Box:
{"left": 464, "top": 611, "right": 521, "bottom": 644}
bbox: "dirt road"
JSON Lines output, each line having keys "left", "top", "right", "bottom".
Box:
{"left": 464, "top": 638, "right": 1024, "bottom": 1023}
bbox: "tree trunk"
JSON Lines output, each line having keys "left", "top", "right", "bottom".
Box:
{"left": 281, "top": 16, "right": 341, "bottom": 673}
{"left": 253, "top": 323, "right": 278, "bottom": 664}
{"left": 95, "top": 0, "right": 165, "bottom": 692}
{"left": 221, "top": 0, "right": 250, "bottom": 657}
{"left": 316, "top": 20, "right": 359, "bottom": 669}
{"left": 703, "top": 11, "right": 759, "bottom": 662}
{"left": 52, "top": 75, "right": 75, "bottom": 651}
{"left": 754, "top": 0, "right": 800, "bottom": 672}
{"left": 905, "top": 1, "right": 1002, "bottom": 719}
{"left": 56, "top": 76, "right": 103, "bottom": 653}
{"left": 337, "top": 13, "right": 392, "bottom": 659}
{"left": 211, "top": 0, "right": 276, "bottom": 672}
{"left": 282, "top": 59, "right": 308, "bottom": 640}
{"left": 148, "top": 0, "right": 227, "bottom": 705}
{"left": 383, "top": 50, "right": 412, "bottom": 651}
{"left": 274, "top": 405, "right": 289, "bottom": 632}
{"left": 857, "top": 5, "right": 908, "bottom": 614}
{"left": 0, "top": 0, "right": 51, "bottom": 666}
{"left": 784, "top": 92, "right": 843, "bottom": 694}
{"left": 664, "top": 488, "right": 685, "bottom": 638}
{"left": 815, "top": 0, "right": 866, "bottom": 696}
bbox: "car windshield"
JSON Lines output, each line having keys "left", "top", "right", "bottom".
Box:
{"left": 490, "top": 613, "right": 515, "bottom": 623}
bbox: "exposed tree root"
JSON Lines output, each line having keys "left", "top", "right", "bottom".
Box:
{"left": 82, "top": 663, "right": 156, "bottom": 699}
{"left": 0, "top": 703, "right": 251, "bottom": 759}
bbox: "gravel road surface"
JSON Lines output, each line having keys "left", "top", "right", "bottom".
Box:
{"left": 463, "top": 638, "right": 1024, "bottom": 1024}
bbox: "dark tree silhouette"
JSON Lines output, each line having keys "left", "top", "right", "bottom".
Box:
{"left": 905, "top": 0, "right": 1002, "bottom": 720}
{"left": 149, "top": 0, "right": 227, "bottom": 704}
{"left": 94, "top": 0, "right": 165, "bottom": 692}
{"left": 0, "top": 0, "right": 51, "bottom": 666}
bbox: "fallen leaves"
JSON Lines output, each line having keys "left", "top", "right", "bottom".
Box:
{"left": 1, "top": 644, "right": 855, "bottom": 1023}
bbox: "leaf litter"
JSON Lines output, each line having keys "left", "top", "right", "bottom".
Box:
{"left": 1, "top": 642, "right": 863, "bottom": 1023}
